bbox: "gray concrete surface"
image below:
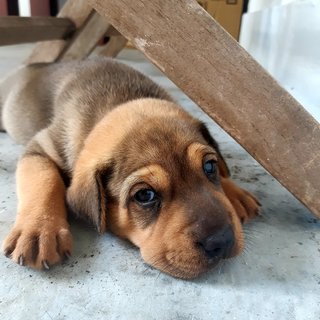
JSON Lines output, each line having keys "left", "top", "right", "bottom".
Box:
{"left": 0, "top": 45, "right": 319, "bottom": 320}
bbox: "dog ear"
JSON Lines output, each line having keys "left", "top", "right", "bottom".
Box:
{"left": 66, "top": 163, "right": 113, "bottom": 233}
{"left": 198, "top": 123, "right": 230, "bottom": 178}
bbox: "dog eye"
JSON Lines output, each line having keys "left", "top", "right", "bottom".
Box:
{"left": 203, "top": 160, "right": 216, "bottom": 176}
{"left": 134, "top": 188, "right": 158, "bottom": 207}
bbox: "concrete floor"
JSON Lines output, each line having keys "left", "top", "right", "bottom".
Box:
{"left": 0, "top": 45, "right": 319, "bottom": 320}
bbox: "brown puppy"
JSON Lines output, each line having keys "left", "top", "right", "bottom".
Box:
{"left": 0, "top": 58, "right": 260, "bottom": 278}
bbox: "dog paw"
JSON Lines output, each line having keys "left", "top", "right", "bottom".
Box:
{"left": 231, "top": 188, "right": 261, "bottom": 223}
{"left": 2, "top": 219, "right": 72, "bottom": 269}
{"left": 221, "top": 178, "right": 261, "bottom": 223}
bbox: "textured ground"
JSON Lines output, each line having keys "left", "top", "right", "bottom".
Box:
{"left": 0, "top": 45, "right": 319, "bottom": 320}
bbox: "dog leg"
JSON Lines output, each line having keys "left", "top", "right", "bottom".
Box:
{"left": 2, "top": 155, "right": 72, "bottom": 269}
{"left": 221, "top": 177, "right": 261, "bottom": 223}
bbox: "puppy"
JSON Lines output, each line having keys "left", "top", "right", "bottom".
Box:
{"left": 0, "top": 58, "right": 260, "bottom": 279}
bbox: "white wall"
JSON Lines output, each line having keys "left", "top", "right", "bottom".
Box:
{"left": 18, "top": 0, "right": 31, "bottom": 16}
{"left": 248, "top": 0, "right": 307, "bottom": 12}
{"left": 240, "top": 1, "right": 320, "bottom": 122}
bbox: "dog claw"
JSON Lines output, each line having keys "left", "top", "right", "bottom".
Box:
{"left": 42, "top": 260, "right": 50, "bottom": 270}
{"left": 3, "top": 249, "right": 11, "bottom": 258}
{"left": 19, "top": 255, "right": 24, "bottom": 266}
{"left": 64, "top": 251, "right": 71, "bottom": 260}
{"left": 256, "top": 206, "right": 263, "bottom": 216}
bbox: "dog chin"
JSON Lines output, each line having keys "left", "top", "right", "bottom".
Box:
{"left": 157, "top": 261, "right": 224, "bottom": 279}
{"left": 142, "top": 253, "right": 225, "bottom": 279}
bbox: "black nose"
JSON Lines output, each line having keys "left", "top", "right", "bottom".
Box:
{"left": 198, "top": 226, "right": 235, "bottom": 259}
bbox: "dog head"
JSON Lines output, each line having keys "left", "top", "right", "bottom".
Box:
{"left": 67, "top": 98, "right": 243, "bottom": 278}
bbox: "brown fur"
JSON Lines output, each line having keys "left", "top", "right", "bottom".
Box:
{"left": 1, "top": 58, "right": 260, "bottom": 278}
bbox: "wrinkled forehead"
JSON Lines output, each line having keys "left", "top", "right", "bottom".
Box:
{"left": 112, "top": 137, "right": 218, "bottom": 189}
{"left": 83, "top": 98, "right": 217, "bottom": 170}
{"left": 125, "top": 140, "right": 217, "bottom": 178}
{"left": 117, "top": 116, "right": 215, "bottom": 157}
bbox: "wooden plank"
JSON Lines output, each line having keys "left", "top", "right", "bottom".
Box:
{"left": 105, "top": 25, "right": 121, "bottom": 37}
{"left": 26, "top": 0, "right": 92, "bottom": 64}
{"left": 59, "top": 11, "right": 111, "bottom": 61}
{"left": 89, "top": 0, "right": 320, "bottom": 217}
{"left": 97, "top": 35, "right": 127, "bottom": 57}
{"left": 0, "top": 16, "right": 74, "bottom": 46}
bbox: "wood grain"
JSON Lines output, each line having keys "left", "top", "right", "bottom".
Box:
{"left": 97, "top": 35, "right": 127, "bottom": 57}
{"left": 105, "top": 25, "right": 121, "bottom": 37}
{"left": 0, "top": 16, "right": 74, "bottom": 46}
{"left": 89, "top": 0, "right": 320, "bottom": 217}
{"left": 59, "top": 11, "right": 111, "bottom": 61}
{"left": 26, "top": 0, "right": 92, "bottom": 64}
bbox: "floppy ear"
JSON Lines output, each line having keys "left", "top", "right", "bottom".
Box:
{"left": 66, "top": 163, "right": 113, "bottom": 233}
{"left": 199, "top": 123, "right": 230, "bottom": 178}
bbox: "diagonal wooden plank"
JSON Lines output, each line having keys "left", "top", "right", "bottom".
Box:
{"left": 59, "top": 11, "right": 111, "bottom": 61}
{"left": 26, "top": 0, "right": 92, "bottom": 64}
{"left": 88, "top": 0, "right": 320, "bottom": 217}
{"left": 0, "top": 17, "right": 75, "bottom": 46}
{"left": 104, "top": 25, "right": 121, "bottom": 37}
{"left": 97, "top": 35, "right": 127, "bottom": 58}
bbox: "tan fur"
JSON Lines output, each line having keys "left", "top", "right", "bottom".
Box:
{"left": 4, "top": 156, "right": 72, "bottom": 268}
{"left": 1, "top": 58, "right": 260, "bottom": 278}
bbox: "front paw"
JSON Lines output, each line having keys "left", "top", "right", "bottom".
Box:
{"left": 232, "top": 187, "right": 261, "bottom": 223}
{"left": 2, "top": 218, "right": 73, "bottom": 269}
{"left": 222, "top": 178, "right": 261, "bottom": 223}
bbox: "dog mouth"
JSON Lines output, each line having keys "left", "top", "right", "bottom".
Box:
{"left": 141, "top": 227, "right": 241, "bottom": 279}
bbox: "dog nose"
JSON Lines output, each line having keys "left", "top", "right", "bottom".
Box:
{"left": 198, "top": 225, "right": 235, "bottom": 259}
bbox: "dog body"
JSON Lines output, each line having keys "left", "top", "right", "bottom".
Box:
{"left": 1, "top": 58, "right": 260, "bottom": 278}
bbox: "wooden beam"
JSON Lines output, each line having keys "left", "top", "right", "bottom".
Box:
{"left": 89, "top": 0, "right": 320, "bottom": 217}
{"left": 26, "top": 0, "right": 92, "bottom": 64}
{"left": 0, "top": 16, "right": 74, "bottom": 46}
{"left": 97, "top": 35, "right": 127, "bottom": 58}
{"left": 59, "top": 11, "right": 111, "bottom": 61}
{"left": 105, "top": 25, "right": 121, "bottom": 37}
